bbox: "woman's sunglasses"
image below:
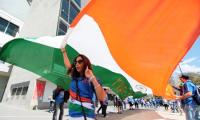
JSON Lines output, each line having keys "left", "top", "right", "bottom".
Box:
{"left": 74, "top": 59, "right": 84, "bottom": 64}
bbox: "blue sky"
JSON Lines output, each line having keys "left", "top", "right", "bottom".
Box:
{"left": 183, "top": 36, "right": 200, "bottom": 64}
{"left": 174, "top": 36, "right": 200, "bottom": 74}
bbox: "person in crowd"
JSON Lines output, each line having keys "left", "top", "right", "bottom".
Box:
{"left": 127, "top": 97, "right": 133, "bottom": 110}
{"left": 176, "top": 75, "right": 198, "bottom": 120}
{"left": 123, "top": 99, "right": 127, "bottom": 110}
{"left": 61, "top": 45, "right": 106, "bottom": 120}
{"left": 163, "top": 99, "right": 169, "bottom": 110}
{"left": 97, "top": 88, "right": 108, "bottom": 117}
{"left": 176, "top": 100, "right": 183, "bottom": 115}
{"left": 52, "top": 86, "right": 65, "bottom": 120}
{"left": 48, "top": 95, "right": 54, "bottom": 113}
{"left": 117, "top": 97, "right": 123, "bottom": 114}
{"left": 134, "top": 99, "right": 139, "bottom": 109}
{"left": 114, "top": 95, "right": 118, "bottom": 107}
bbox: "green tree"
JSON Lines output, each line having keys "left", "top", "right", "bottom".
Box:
{"left": 187, "top": 72, "right": 200, "bottom": 85}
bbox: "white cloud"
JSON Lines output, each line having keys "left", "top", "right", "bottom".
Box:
{"left": 181, "top": 64, "right": 200, "bottom": 73}
{"left": 172, "top": 57, "right": 200, "bottom": 74}
{"left": 173, "top": 63, "right": 200, "bottom": 74}
{"left": 182, "top": 57, "right": 198, "bottom": 64}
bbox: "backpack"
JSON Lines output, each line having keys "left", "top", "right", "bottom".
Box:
{"left": 193, "top": 86, "right": 200, "bottom": 105}
{"left": 52, "top": 89, "right": 60, "bottom": 100}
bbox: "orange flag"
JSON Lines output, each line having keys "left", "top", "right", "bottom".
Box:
{"left": 70, "top": 0, "right": 200, "bottom": 96}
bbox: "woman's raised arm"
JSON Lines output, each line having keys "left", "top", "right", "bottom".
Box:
{"left": 61, "top": 48, "right": 71, "bottom": 69}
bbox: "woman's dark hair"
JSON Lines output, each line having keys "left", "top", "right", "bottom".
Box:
{"left": 68, "top": 54, "right": 92, "bottom": 78}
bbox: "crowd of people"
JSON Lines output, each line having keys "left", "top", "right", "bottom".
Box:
{"left": 48, "top": 83, "right": 200, "bottom": 120}
{"left": 46, "top": 41, "right": 200, "bottom": 120}
{"left": 49, "top": 90, "right": 187, "bottom": 120}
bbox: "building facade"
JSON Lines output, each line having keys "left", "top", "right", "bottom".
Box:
{"left": 0, "top": 9, "right": 24, "bottom": 102}
{"left": 1, "top": 0, "right": 89, "bottom": 109}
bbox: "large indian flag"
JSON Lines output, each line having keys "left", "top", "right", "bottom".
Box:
{"left": 1, "top": 0, "right": 200, "bottom": 97}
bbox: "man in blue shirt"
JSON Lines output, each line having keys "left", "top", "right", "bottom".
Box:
{"left": 176, "top": 75, "right": 198, "bottom": 120}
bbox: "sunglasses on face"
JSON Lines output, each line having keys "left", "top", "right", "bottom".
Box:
{"left": 74, "top": 59, "right": 84, "bottom": 64}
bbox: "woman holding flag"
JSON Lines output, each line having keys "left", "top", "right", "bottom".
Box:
{"left": 61, "top": 42, "right": 106, "bottom": 120}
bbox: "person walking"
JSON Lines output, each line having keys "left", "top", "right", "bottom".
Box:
{"left": 48, "top": 95, "right": 54, "bottom": 113}
{"left": 176, "top": 75, "right": 198, "bottom": 120}
{"left": 61, "top": 45, "right": 106, "bottom": 120}
{"left": 97, "top": 88, "right": 108, "bottom": 117}
{"left": 128, "top": 97, "right": 133, "bottom": 110}
{"left": 117, "top": 97, "right": 123, "bottom": 114}
{"left": 52, "top": 86, "right": 65, "bottom": 120}
{"left": 97, "top": 101, "right": 103, "bottom": 114}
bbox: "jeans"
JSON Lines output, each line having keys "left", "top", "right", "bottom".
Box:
{"left": 52, "top": 102, "right": 64, "bottom": 120}
{"left": 194, "top": 106, "right": 200, "bottom": 120}
{"left": 184, "top": 104, "right": 198, "bottom": 120}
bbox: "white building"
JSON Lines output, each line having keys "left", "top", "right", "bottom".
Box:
{"left": 0, "top": 9, "right": 24, "bottom": 102}
{"left": 1, "top": 0, "right": 89, "bottom": 109}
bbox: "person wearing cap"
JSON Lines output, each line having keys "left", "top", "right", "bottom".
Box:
{"left": 176, "top": 75, "right": 198, "bottom": 120}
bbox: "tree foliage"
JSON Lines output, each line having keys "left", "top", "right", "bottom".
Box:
{"left": 187, "top": 72, "right": 200, "bottom": 85}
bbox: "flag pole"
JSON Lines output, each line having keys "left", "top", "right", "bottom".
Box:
{"left": 178, "top": 64, "right": 183, "bottom": 75}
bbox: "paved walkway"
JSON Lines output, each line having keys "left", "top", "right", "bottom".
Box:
{"left": 0, "top": 103, "right": 185, "bottom": 120}
{"left": 97, "top": 106, "right": 185, "bottom": 120}
{"left": 155, "top": 107, "right": 185, "bottom": 120}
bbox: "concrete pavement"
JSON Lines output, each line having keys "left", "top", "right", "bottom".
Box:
{"left": 155, "top": 107, "right": 185, "bottom": 120}
{"left": 0, "top": 103, "right": 186, "bottom": 120}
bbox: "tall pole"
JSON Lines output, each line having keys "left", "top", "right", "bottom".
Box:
{"left": 178, "top": 64, "right": 183, "bottom": 75}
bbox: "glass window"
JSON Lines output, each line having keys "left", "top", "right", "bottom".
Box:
{"left": 74, "top": 0, "right": 81, "bottom": 7}
{"left": 57, "top": 20, "right": 68, "bottom": 35}
{"left": 58, "top": 29, "right": 66, "bottom": 35}
{"left": 16, "top": 87, "right": 22, "bottom": 95}
{"left": 0, "top": 17, "right": 9, "bottom": 32}
{"left": 6, "top": 23, "right": 19, "bottom": 37}
{"left": 22, "top": 86, "right": 28, "bottom": 95}
{"left": 11, "top": 88, "right": 17, "bottom": 96}
{"left": 59, "top": 20, "right": 68, "bottom": 32}
{"left": 69, "top": 2, "right": 80, "bottom": 24}
{"left": 61, "top": 0, "right": 70, "bottom": 21}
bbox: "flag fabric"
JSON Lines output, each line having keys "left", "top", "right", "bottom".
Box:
{"left": 0, "top": 36, "right": 146, "bottom": 99}
{"left": 164, "top": 84, "right": 176, "bottom": 100}
{"left": 68, "top": 0, "right": 200, "bottom": 96}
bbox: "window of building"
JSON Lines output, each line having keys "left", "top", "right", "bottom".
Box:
{"left": 74, "top": 0, "right": 81, "bottom": 7}
{"left": 5, "top": 23, "right": 19, "bottom": 37}
{"left": 59, "top": 20, "right": 68, "bottom": 33}
{"left": 0, "top": 17, "right": 9, "bottom": 32}
{"left": 16, "top": 87, "right": 22, "bottom": 95}
{"left": 61, "top": 0, "right": 70, "bottom": 21}
{"left": 57, "top": 0, "right": 80, "bottom": 35}
{"left": 57, "top": 20, "right": 69, "bottom": 35}
{"left": 11, "top": 88, "right": 17, "bottom": 96}
{"left": 0, "top": 17, "right": 19, "bottom": 37}
{"left": 22, "top": 86, "right": 29, "bottom": 95}
{"left": 69, "top": 2, "right": 80, "bottom": 24}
